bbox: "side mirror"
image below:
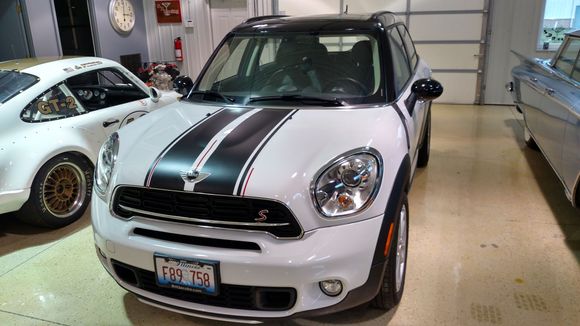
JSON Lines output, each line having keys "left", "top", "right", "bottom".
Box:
{"left": 411, "top": 78, "right": 443, "bottom": 102}
{"left": 150, "top": 87, "right": 162, "bottom": 103}
{"left": 173, "top": 75, "right": 194, "bottom": 96}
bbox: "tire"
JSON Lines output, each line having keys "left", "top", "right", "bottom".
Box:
{"left": 416, "top": 108, "right": 431, "bottom": 168}
{"left": 524, "top": 124, "right": 538, "bottom": 150}
{"left": 16, "top": 154, "right": 93, "bottom": 228}
{"left": 372, "top": 194, "right": 409, "bottom": 310}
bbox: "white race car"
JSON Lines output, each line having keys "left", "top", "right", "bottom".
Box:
{"left": 92, "top": 13, "right": 442, "bottom": 322}
{"left": 0, "top": 57, "right": 178, "bottom": 227}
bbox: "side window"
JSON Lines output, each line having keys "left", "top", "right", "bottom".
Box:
{"left": 217, "top": 39, "right": 250, "bottom": 81}
{"left": 572, "top": 55, "right": 580, "bottom": 83}
{"left": 258, "top": 38, "right": 281, "bottom": 67}
{"left": 397, "top": 25, "right": 418, "bottom": 69}
{"left": 21, "top": 84, "right": 86, "bottom": 122}
{"left": 66, "top": 68, "right": 148, "bottom": 110}
{"left": 388, "top": 28, "right": 412, "bottom": 95}
{"left": 554, "top": 39, "right": 580, "bottom": 77}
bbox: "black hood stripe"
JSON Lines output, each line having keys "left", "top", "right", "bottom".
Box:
{"left": 235, "top": 109, "right": 298, "bottom": 196}
{"left": 146, "top": 108, "right": 250, "bottom": 189}
{"left": 193, "top": 109, "right": 295, "bottom": 195}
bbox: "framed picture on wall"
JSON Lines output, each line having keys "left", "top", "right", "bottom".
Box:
{"left": 155, "top": 0, "right": 182, "bottom": 23}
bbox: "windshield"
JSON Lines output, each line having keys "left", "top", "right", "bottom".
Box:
{"left": 0, "top": 70, "right": 38, "bottom": 104}
{"left": 190, "top": 32, "right": 384, "bottom": 106}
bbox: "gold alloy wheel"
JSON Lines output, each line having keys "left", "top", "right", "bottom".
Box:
{"left": 42, "top": 162, "right": 87, "bottom": 218}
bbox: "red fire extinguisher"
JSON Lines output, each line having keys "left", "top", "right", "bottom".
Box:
{"left": 174, "top": 37, "right": 183, "bottom": 62}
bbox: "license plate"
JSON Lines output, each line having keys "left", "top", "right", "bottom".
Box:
{"left": 154, "top": 254, "right": 220, "bottom": 296}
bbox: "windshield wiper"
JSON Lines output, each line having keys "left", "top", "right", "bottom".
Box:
{"left": 247, "top": 95, "right": 345, "bottom": 107}
{"left": 187, "top": 90, "right": 234, "bottom": 103}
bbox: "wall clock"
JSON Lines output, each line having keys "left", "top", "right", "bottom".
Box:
{"left": 109, "top": 0, "right": 135, "bottom": 34}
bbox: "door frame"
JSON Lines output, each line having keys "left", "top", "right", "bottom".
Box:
{"left": 49, "top": 0, "right": 100, "bottom": 57}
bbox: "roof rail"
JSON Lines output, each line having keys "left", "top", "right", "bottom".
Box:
{"left": 370, "top": 11, "right": 396, "bottom": 20}
{"left": 244, "top": 15, "right": 288, "bottom": 24}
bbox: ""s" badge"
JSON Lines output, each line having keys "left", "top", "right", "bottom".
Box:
{"left": 255, "top": 209, "right": 269, "bottom": 222}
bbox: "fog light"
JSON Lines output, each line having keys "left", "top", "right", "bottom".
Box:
{"left": 319, "top": 280, "right": 343, "bottom": 296}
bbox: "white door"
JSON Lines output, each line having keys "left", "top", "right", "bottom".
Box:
{"left": 210, "top": 0, "right": 248, "bottom": 49}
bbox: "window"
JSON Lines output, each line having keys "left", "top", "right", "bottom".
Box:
{"left": 66, "top": 68, "right": 148, "bottom": 110}
{"left": 554, "top": 38, "right": 580, "bottom": 76}
{"left": 573, "top": 52, "right": 580, "bottom": 81}
{"left": 21, "top": 84, "right": 86, "bottom": 122}
{"left": 0, "top": 71, "right": 38, "bottom": 104}
{"left": 397, "top": 25, "right": 418, "bottom": 69}
{"left": 539, "top": 0, "right": 580, "bottom": 51}
{"left": 388, "top": 28, "right": 411, "bottom": 95}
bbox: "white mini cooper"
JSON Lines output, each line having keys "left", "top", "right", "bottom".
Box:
{"left": 92, "top": 13, "right": 442, "bottom": 322}
{"left": 0, "top": 57, "right": 177, "bottom": 227}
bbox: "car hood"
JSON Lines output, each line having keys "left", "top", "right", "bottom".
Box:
{"left": 112, "top": 102, "right": 408, "bottom": 230}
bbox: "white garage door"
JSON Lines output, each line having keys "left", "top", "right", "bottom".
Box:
{"left": 278, "top": 0, "right": 491, "bottom": 104}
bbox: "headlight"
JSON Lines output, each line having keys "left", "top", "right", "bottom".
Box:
{"left": 95, "top": 132, "right": 119, "bottom": 199}
{"left": 312, "top": 149, "right": 382, "bottom": 217}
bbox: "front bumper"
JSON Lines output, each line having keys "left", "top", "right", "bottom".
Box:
{"left": 92, "top": 196, "right": 386, "bottom": 321}
{"left": 0, "top": 189, "right": 30, "bottom": 214}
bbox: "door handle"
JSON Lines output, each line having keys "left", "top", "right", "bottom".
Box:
{"left": 530, "top": 77, "right": 538, "bottom": 83}
{"left": 102, "top": 119, "right": 120, "bottom": 128}
{"left": 545, "top": 88, "right": 555, "bottom": 96}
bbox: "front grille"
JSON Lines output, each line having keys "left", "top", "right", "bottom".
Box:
{"left": 111, "top": 260, "right": 296, "bottom": 311}
{"left": 112, "top": 186, "right": 303, "bottom": 238}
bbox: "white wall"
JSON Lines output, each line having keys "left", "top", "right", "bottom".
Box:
{"left": 278, "top": 0, "right": 338, "bottom": 15}
{"left": 23, "top": 0, "right": 61, "bottom": 57}
{"left": 484, "top": 0, "right": 553, "bottom": 105}
{"left": 144, "top": 0, "right": 272, "bottom": 80}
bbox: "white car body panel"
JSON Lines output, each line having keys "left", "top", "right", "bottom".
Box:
{"left": 0, "top": 57, "right": 178, "bottom": 214}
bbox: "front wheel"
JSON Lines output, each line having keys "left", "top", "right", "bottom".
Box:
{"left": 372, "top": 195, "right": 409, "bottom": 310}
{"left": 17, "top": 154, "right": 93, "bottom": 228}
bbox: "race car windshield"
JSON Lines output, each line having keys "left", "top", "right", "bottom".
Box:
{"left": 0, "top": 71, "right": 38, "bottom": 104}
{"left": 191, "top": 33, "right": 385, "bottom": 106}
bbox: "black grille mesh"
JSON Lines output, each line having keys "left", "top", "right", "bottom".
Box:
{"left": 112, "top": 186, "right": 302, "bottom": 238}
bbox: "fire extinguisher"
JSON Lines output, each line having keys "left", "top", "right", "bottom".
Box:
{"left": 174, "top": 37, "right": 183, "bottom": 62}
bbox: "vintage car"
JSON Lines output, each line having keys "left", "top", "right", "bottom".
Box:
{"left": 92, "top": 13, "right": 442, "bottom": 321}
{"left": 508, "top": 30, "right": 580, "bottom": 206}
{"left": 0, "top": 57, "right": 178, "bottom": 227}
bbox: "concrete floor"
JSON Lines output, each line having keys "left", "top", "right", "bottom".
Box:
{"left": 0, "top": 104, "right": 579, "bottom": 325}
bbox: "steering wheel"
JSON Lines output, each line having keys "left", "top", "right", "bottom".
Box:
{"left": 323, "top": 77, "right": 369, "bottom": 95}
{"left": 264, "top": 64, "right": 304, "bottom": 90}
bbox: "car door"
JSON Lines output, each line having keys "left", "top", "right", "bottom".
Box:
{"left": 64, "top": 67, "right": 156, "bottom": 139}
{"left": 533, "top": 38, "right": 579, "bottom": 177}
{"left": 556, "top": 37, "right": 580, "bottom": 195}
{"left": 387, "top": 26, "right": 426, "bottom": 164}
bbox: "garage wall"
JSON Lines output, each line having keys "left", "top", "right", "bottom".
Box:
{"left": 22, "top": 0, "right": 61, "bottom": 57}
{"left": 21, "top": 0, "right": 149, "bottom": 63}
{"left": 278, "top": 0, "right": 489, "bottom": 104}
{"left": 143, "top": 0, "right": 273, "bottom": 80}
{"left": 484, "top": 0, "right": 552, "bottom": 105}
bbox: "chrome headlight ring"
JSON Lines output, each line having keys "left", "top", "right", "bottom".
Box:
{"left": 94, "top": 132, "right": 119, "bottom": 200}
{"left": 311, "top": 147, "right": 383, "bottom": 218}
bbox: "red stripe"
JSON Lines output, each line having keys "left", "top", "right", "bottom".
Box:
{"left": 146, "top": 157, "right": 163, "bottom": 187}
{"left": 241, "top": 167, "right": 254, "bottom": 197}
{"left": 195, "top": 139, "right": 218, "bottom": 169}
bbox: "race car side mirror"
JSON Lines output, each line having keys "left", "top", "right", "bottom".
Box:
{"left": 411, "top": 79, "right": 443, "bottom": 102}
{"left": 150, "top": 87, "right": 162, "bottom": 103}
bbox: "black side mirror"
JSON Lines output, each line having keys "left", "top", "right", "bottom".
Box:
{"left": 173, "top": 75, "right": 194, "bottom": 96}
{"left": 411, "top": 78, "right": 443, "bottom": 102}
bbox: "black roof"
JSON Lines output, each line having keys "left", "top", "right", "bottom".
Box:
{"left": 231, "top": 12, "right": 401, "bottom": 34}
{"left": 569, "top": 30, "right": 580, "bottom": 37}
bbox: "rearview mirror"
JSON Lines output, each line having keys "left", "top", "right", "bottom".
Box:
{"left": 411, "top": 79, "right": 443, "bottom": 102}
{"left": 150, "top": 87, "right": 162, "bottom": 103}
